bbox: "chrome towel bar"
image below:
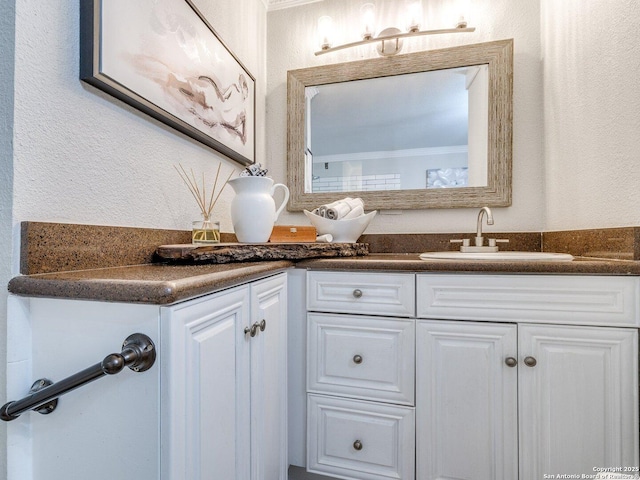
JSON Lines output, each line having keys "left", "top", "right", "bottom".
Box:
{"left": 1, "top": 333, "right": 156, "bottom": 422}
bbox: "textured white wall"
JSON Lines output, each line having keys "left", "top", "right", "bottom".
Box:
{"left": 542, "top": 0, "right": 640, "bottom": 230}
{"left": 0, "top": 0, "right": 15, "bottom": 476}
{"left": 11, "top": 0, "right": 266, "bottom": 247}
{"left": 267, "top": 0, "right": 545, "bottom": 233}
{"left": 5, "top": 1, "right": 266, "bottom": 478}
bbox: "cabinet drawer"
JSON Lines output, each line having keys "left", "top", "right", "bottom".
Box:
{"left": 307, "top": 313, "right": 415, "bottom": 405}
{"left": 417, "top": 274, "right": 640, "bottom": 327}
{"left": 307, "top": 394, "right": 415, "bottom": 480}
{"left": 307, "top": 271, "right": 415, "bottom": 317}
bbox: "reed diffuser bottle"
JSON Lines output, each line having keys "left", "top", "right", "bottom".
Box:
{"left": 175, "top": 163, "right": 233, "bottom": 245}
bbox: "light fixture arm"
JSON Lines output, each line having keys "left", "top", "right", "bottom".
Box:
{"left": 315, "top": 26, "right": 475, "bottom": 56}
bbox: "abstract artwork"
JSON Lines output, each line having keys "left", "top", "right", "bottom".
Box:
{"left": 426, "top": 167, "right": 468, "bottom": 188}
{"left": 80, "top": 0, "right": 255, "bottom": 165}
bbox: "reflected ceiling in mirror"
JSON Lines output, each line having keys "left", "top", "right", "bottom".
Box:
{"left": 307, "top": 65, "right": 489, "bottom": 193}
{"left": 287, "top": 39, "right": 513, "bottom": 210}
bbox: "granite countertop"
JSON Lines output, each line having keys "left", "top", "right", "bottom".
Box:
{"left": 9, "top": 253, "right": 640, "bottom": 306}
{"left": 296, "top": 254, "right": 640, "bottom": 274}
{"left": 7, "top": 261, "right": 294, "bottom": 305}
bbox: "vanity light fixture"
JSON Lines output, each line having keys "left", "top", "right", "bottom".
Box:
{"left": 360, "top": 3, "right": 376, "bottom": 40}
{"left": 315, "top": 3, "right": 475, "bottom": 57}
{"left": 317, "top": 15, "right": 334, "bottom": 51}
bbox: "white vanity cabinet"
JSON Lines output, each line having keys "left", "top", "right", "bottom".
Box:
{"left": 416, "top": 274, "right": 640, "bottom": 480}
{"left": 305, "top": 271, "right": 416, "bottom": 480}
{"left": 161, "top": 273, "right": 288, "bottom": 480}
{"left": 295, "top": 270, "right": 640, "bottom": 480}
{"left": 9, "top": 272, "right": 287, "bottom": 480}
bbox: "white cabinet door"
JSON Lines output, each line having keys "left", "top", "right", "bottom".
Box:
{"left": 161, "top": 286, "right": 251, "bottom": 480}
{"left": 250, "top": 274, "right": 288, "bottom": 480}
{"left": 416, "top": 320, "right": 518, "bottom": 480}
{"left": 519, "top": 324, "right": 639, "bottom": 479}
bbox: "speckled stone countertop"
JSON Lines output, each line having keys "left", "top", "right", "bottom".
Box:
{"left": 9, "top": 255, "right": 640, "bottom": 306}
{"left": 296, "top": 254, "right": 640, "bottom": 275}
{"left": 8, "top": 261, "right": 293, "bottom": 305}
{"left": 10, "top": 221, "right": 640, "bottom": 305}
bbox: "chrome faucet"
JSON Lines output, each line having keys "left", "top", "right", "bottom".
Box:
{"left": 449, "top": 206, "right": 508, "bottom": 252}
{"left": 475, "top": 206, "right": 494, "bottom": 246}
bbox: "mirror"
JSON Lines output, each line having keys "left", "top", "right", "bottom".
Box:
{"left": 307, "top": 65, "right": 489, "bottom": 192}
{"left": 287, "top": 39, "right": 513, "bottom": 210}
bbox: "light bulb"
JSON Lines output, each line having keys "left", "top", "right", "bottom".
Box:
{"left": 406, "top": 1, "right": 423, "bottom": 33}
{"left": 317, "top": 16, "right": 334, "bottom": 50}
{"left": 457, "top": 0, "right": 470, "bottom": 28}
{"left": 360, "top": 3, "right": 376, "bottom": 40}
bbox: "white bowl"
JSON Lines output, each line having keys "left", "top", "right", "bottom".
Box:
{"left": 303, "top": 210, "right": 377, "bottom": 243}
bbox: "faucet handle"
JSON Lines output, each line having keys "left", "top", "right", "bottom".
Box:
{"left": 488, "top": 238, "right": 510, "bottom": 247}
{"left": 450, "top": 239, "right": 470, "bottom": 248}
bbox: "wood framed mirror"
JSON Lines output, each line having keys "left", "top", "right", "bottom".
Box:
{"left": 286, "top": 39, "right": 513, "bottom": 210}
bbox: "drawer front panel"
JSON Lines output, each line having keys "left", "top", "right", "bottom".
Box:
{"left": 307, "top": 313, "right": 415, "bottom": 405}
{"left": 307, "top": 271, "right": 415, "bottom": 317}
{"left": 417, "top": 274, "right": 640, "bottom": 327}
{"left": 307, "top": 394, "right": 415, "bottom": 480}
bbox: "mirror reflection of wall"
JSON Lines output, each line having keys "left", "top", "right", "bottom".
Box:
{"left": 306, "top": 64, "right": 489, "bottom": 194}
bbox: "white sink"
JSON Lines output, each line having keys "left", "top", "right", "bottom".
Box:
{"left": 419, "top": 251, "right": 574, "bottom": 262}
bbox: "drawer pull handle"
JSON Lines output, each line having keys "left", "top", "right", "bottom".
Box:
{"left": 352, "top": 289, "right": 363, "bottom": 298}
{"left": 353, "top": 354, "right": 363, "bottom": 365}
{"left": 524, "top": 356, "right": 537, "bottom": 367}
{"left": 259, "top": 319, "right": 266, "bottom": 332}
{"left": 504, "top": 357, "right": 517, "bottom": 367}
{"left": 353, "top": 440, "right": 363, "bottom": 451}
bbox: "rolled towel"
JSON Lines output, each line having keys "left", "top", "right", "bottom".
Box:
{"left": 321, "top": 197, "right": 365, "bottom": 219}
{"left": 343, "top": 204, "right": 364, "bottom": 219}
{"left": 344, "top": 197, "right": 364, "bottom": 210}
{"left": 325, "top": 201, "right": 352, "bottom": 220}
{"left": 315, "top": 234, "right": 333, "bottom": 243}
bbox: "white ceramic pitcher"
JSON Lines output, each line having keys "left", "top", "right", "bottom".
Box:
{"left": 228, "top": 176, "right": 290, "bottom": 243}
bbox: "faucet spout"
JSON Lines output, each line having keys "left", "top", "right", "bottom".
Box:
{"left": 475, "top": 207, "right": 494, "bottom": 245}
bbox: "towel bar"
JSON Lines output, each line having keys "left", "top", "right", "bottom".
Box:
{"left": 0, "top": 333, "right": 156, "bottom": 422}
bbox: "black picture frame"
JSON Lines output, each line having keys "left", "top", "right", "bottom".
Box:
{"left": 80, "top": 0, "right": 256, "bottom": 166}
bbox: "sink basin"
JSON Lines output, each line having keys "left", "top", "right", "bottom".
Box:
{"left": 419, "top": 251, "right": 574, "bottom": 262}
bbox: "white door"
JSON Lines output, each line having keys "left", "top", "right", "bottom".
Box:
{"left": 519, "top": 324, "right": 639, "bottom": 480}
{"left": 416, "top": 320, "right": 518, "bottom": 480}
{"left": 250, "top": 274, "right": 288, "bottom": 480}
{"left": 161, "top": 286, "right": 251, "bottom": 480}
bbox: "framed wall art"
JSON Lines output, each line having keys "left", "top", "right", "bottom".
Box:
{"left": 80, "top": 0, "right": 255, "bottom": 165}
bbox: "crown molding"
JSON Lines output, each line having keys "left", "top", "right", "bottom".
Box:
{"left": 267, "top": 0, "right": 323, "bottom": 12}
{"left": 314, "top": 146, "right": 469, "bottom": 164}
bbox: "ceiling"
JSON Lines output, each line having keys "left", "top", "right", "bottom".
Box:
{"left": 267, "top": 0, "right": 323, "bottom": 12}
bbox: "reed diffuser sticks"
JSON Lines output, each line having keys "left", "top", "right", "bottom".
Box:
{"left": 175, "top": 163, "right": 234, "bottom": 220}
{"left": 175, "top": 163, "right": 235, "bottom": 243}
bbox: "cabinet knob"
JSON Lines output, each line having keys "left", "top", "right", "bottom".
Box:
{"left": 504, "top": 357, "right": 517, "bottom": 367}
{"left": 353, "top": 440, "right": 363, "bottom": 451}
{"left": 259, "top": 319, "right": 266, "bottom": 332}
{"left": 352, "top": 289, "right": 363, "bottom": 298}
{"left": 244, "top": 323, "right": 259, "bottom": 337}
{"left": 523, "top": 356, "right": 537, "bottom": 367}
{"left": 353, "top": 354, "right": 363, "bottom": 365}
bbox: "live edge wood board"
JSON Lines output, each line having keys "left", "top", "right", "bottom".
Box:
{"left": 156, "top": 242, "right": 369, "bottom": 264}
